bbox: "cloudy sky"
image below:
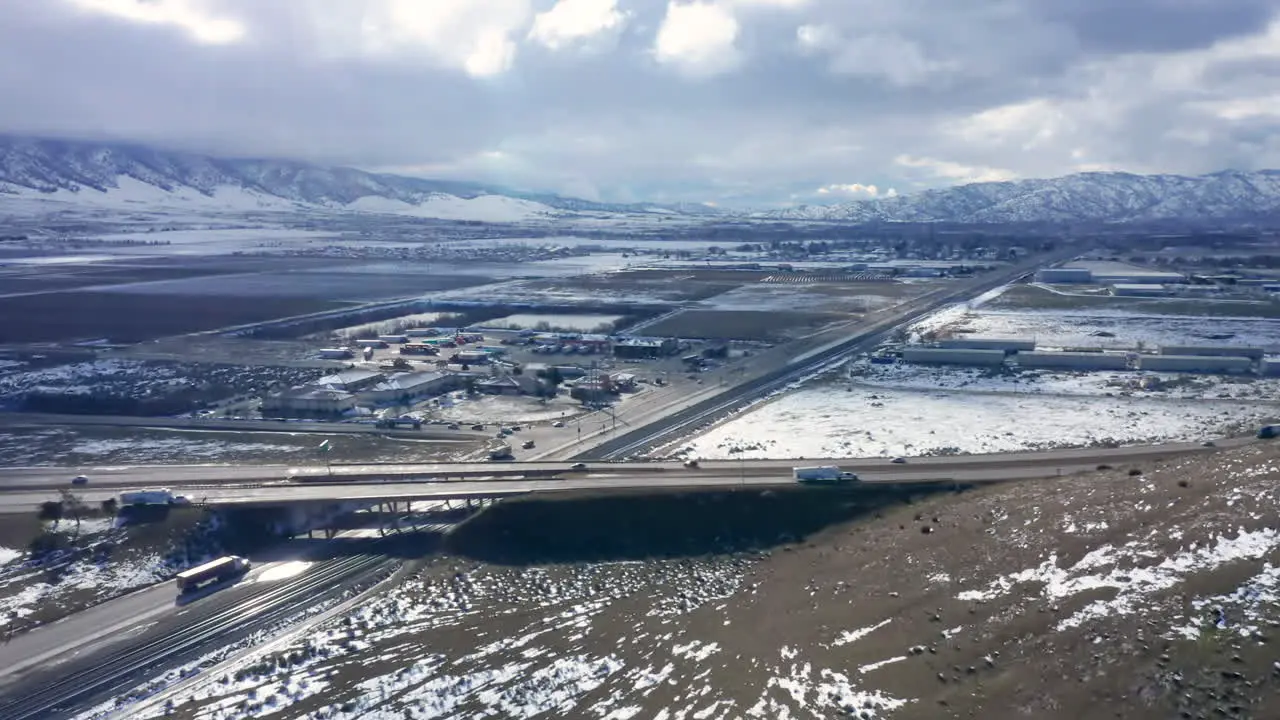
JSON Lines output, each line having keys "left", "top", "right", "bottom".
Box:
{"left": 2, "top": 0, "right": 1279, "bottom": 206}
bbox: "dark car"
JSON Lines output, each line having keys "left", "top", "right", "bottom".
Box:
{"left": 71, "top": 475, "right": 89, "bottom": 486}
{"left": 569, "top": 462, "right": 588, "bottom": 471}
{"left": 471, "top": 424, "right": 485, "bottom": 431}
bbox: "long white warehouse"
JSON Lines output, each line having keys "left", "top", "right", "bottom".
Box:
{"left": 901, "top": 348, "right": 1007, "bottom": 366}
{"left": 1016, "top": 351, "right": 1131, "bottom": 370}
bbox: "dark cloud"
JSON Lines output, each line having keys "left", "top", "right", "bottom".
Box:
{"left": 0, "top": 0, "right": 1277, "bottom": 206}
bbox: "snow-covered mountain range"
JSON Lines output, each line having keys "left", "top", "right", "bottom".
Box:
{"left": 764, "top": 170, "right": 1280, "bottom": 223}
{"left": 0, "top": 135, "right": 718, "bottom": 222}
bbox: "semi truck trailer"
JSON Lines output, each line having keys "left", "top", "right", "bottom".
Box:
{"left": 793, "top": 466, "right": 859, "bottom": 484}
{"left": 174, "top": 555, "right": 251, "bottom": 593}
{"left": 118, "top": 488, "right": 190, "bottom": 506}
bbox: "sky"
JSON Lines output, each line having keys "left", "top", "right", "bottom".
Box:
{"left": 2, "top": 0, "right": 1279, "bottom": 207}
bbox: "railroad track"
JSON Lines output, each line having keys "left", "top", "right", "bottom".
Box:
{"left": 0, "top": 554, "right": 393, "bottom": 720}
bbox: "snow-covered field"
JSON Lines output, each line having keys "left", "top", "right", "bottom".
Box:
{"left": 696, "top": 284, "right": 903, "bottom": 313}
{"left": 951, "top": 309, "right": 1280, "bottom": 351}
{"left": 485, "top": 312, "right": 624, "bottom": 331}
{"left": 680, "top": 379, "right": 1274, "bottom": 460}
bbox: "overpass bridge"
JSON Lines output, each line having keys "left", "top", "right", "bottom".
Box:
{"left": 0, "top": 438, "right": 1239, "bottom": 513}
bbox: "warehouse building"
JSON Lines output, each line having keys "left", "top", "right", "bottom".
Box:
{"left": 936, "top": 337, "right": 1036, "bottom": 352}
{"left": 1111, "top": 284, "right": 1171, "bottom": 297}
{"left": 1139, "top": 355, "right": 1253, "bottom": 374}
{"left": 1016, "top": 351, "right": 1131, "bottom": 370}
{"left": 1262, "top": 358, "right": 1280, "bottom": 376}
{"left": 613, "top": 337, "right": 679, "bottom": 359}
{"left": 1071, "top": 261, "right": 1186, "bottom": 285}
{"left": 315, "top": 369, "right": 384, "bottom": 392}
{"left": 1159, "top": 345, "right": 1266, "bottom": 361}
{"left": 901, "top": 348, "right": 1007, "bottom": 366}
{"left": 261, "top": 387, "right": 356, "bottom": 418}
{"left": 1034, "top": 267, "right": 1093, "bottom": 283}
{"left": 358, "top": 371, "right": 459, "bottom": 405}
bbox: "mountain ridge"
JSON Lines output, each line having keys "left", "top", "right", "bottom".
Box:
{"left": 0, "top": 134, "right": 721, "bottom": 219}
{"left": 764, "top": 169, "right": 1280, "bottom": 223}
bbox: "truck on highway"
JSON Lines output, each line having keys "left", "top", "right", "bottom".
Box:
{"left": 118, "top": 488, "right": 190, "bottom": 506}
{"left": 174, "top": 555, "right": 251, "bottom": 593}
{"left": 1259, "top": 424, "right": 1280, "bottom": 439}
{"left": 793, "top": 466, "right": 859, "bottom": 485}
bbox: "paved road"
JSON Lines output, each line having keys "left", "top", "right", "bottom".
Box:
{"left": 0, "top": 438, "right": 1233, "bottom": 510}
{"left": 0, "top": 412, "right": 485, "bottom": 441}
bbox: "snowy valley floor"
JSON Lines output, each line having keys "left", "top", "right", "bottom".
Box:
{"left": 90, "top": 440, "right": 1280, "bottom": 720}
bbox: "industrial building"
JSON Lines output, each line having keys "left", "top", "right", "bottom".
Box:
{"left": 1034, "top": 267, "right": 1093, "bottom": 284}
{"left": 1262, "top": 358, "right": 1280, "bottom": 376}
{"left": 1139, "top": 355, "right": 1253, "bottom": 374}
{"left": 261, "top": 387, "right": 356, "bottom": 418}
{"left": 315, "top": 369, "right": 384, "bottom": 392}
{"left": 1111, "top": 284, "right": 1171, "bottom": 297}
{"left": 613, "top": 337, "right": 679, "bottom": 359}
{"left": 901, "top": 348, "right": 1007, "bottom": 366}
{"left": 1016, "top": 351, "right": 1131, "bottom": 370}
{"left": 936, "top": 337, "right": 1036, "bottom": 352}
{"left": 358, "top": 371, "right": 460, "bottom": 405}
{"left": 1159, "top": 345, "right": 1266, "bottom": 361}
{"left": 1071, "top": 261, "right": 1186, "bottom": 285}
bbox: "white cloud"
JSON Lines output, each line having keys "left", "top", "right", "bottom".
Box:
{"left": 358, "top": 0, "right": 532, "bottom": 76}
{"left": 797, "top": 23, "right": 953, "bottom": 86}
{"left": 66, "top": 0, "right": 245, "bottom": 44}
{"left": 528, "top": 0, "right": 628, "bottom": 51}
{"left": 895, "top": 155, "right": 1018, "bottom": 184}
{"left": 817, "top": 183, "right": 895, "bottom": 198}
{"left": 653, "top": 1, "right": 741, "bottom": 77}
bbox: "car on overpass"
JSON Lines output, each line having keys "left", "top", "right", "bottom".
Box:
{"left": 71, "top": 474, "right": 89, "bottom": 486}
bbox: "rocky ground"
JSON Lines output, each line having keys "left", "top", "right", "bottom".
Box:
{"left": 93, "top": 440, "right": 1280, "bottom": 719}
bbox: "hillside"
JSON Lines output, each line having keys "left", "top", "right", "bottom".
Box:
{"left": 122, "top": 439, "right": 1280, "bottom": 719}
{"left": 0, "top": 135, "right": 719, "bottom": 222}
{"left": 767, "top": 170, "right": 1280, "bottom": 224}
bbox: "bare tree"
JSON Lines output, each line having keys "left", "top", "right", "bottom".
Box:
{"left": 58, "top": 489, "right": 84, "bottom": 537}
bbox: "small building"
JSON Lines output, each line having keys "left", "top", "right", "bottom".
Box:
{"left": 261, "top": 387, "right": 356, "bottom": 418}
{"left": 1111, "top": 283, "right": 1170, "bottom": 297}
{"left": 936, "top": 337, "right": 1035, "bottom": 352}
{"left": 1159, "top": 345, "right": 1266, "bottom": 361}
{"left": 608, "top": 372, "right": 638, "bottom": 391}
{"left": 1016, "top": 351, "right": 1130, "bottom": 370}
{"left": 318, "top": 348, "right": 354, "bottom": 360}
{"left": 358, "top": 371, "right": 459, "bottom": 405}
{"left": 475, "top": 374, "right": 546, "bottom": 396}
{"left": 315, "top": 369, "right": 384, "bottom": 392}
{"left": 1139, "top": 355, "right": 1253, "bottom": 374}
{"left": 901, "top": 348, "right": 1007, "bottom": 366}
{"left": 1035, "top": 267, "right": 1093, "bottom": 284}
{"left": 1262, "top": 357, "right": 1280, "bottom": 376}
{"left": 613, "top": 337, "right": 679, "bottom": 359}
{"left": 570, "top": 378, "right": 614, "bottom": 403}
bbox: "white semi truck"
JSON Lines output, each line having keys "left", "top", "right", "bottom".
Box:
{"left": 118, "top": 488, "right": 190, "bottom": 506}
{"left": 793, "top": 466, "right": 859, "bottom": 485}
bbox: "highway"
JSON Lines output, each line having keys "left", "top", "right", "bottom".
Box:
{"left": 0, "top": 552, "right": 396, "bottom": 720}
{"left": 0, "top": 411, "right": 486, "bottom": 441}
{"left": 0, "top": 439, "right": 1237, "bottom": 511}
{"left": 570, "top": 249, "right": 1080, "bottom": 461}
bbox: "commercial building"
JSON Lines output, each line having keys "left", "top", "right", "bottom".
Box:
{"left": 1159, "top": 345, "right": 1266, "bottom": 361}
{"left": 358, "top": 371, "right": 459, "bottom": 405}
{"left": 261, "top": 387, "right": 356, "bottom": 418}
{"left": 1070, "top": 261, "right": 1186, "bottom": 285}
{"left": 1016, "top": 351, "right": 1131, "bottom": 370}
{"left": 315, "top": 369, "right": 384, "bottom": 392}
{"left": 1034, "top": 267, "right": 1093, "bottom": 284}
{"left": 1111, "top": 284, "right": 1171, "bottom": 297}
{"left": 901, "top": 348, "right": 1007, "bottom": 366}
{"left": 608, "top": 372, "right": 638, "bottom": 391}
{"left": 613, "top": 337, "right": 679, "bottom": 359}
{"left": 475, "top": 374, "right": 546, "bottom": 396}
{"left": 936, "top": 337, "right": 1036, "bottom": 352}
{"left": 1139, "top": 355, "right": 1253, "bottom": 374}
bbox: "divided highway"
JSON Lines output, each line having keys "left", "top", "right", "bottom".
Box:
{"left": 0, "top": 553, "right": 395, "bottom": 720}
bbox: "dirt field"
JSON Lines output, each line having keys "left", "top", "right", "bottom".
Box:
{"left": 643, "top": 308, "right": 846, "bottom": 341}
{"left": 0, "top": 292, "right": 349, "bottom": 343}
